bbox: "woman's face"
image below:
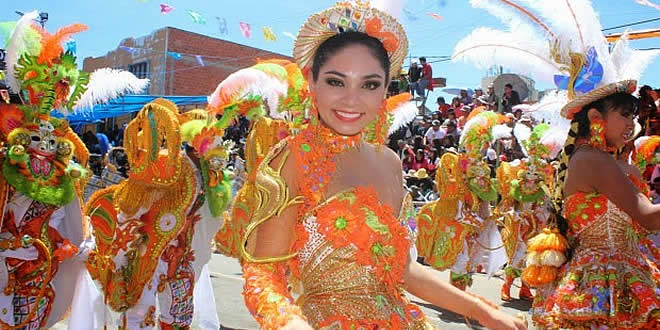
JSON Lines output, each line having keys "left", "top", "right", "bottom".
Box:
{"left": 604, "top": 108, "right": 635, "bottom": 149}
{"left": 309, "top": 44, "right": 387, "bottom": 136}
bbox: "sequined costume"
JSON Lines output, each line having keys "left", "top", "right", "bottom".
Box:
{"left": 0, "top": 12, "right": 146, "bottom": 329}
{"left": 531, "top": 192, "right": 660, "bottom": 328}
{"left": 83, "top": 100, "right": 229, "bottom": 329}
{"left": 495, "top": 123, "right": 557, "bottom": 301}
{"left": 416, "top": 111, "right": 506, "bottom": 290}
{"left": 241, "top": 124, "right": 431, "bottom": 329}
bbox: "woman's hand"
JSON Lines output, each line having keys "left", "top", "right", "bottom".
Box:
{"left": 282, "top": 317, "right": 314, "bottom": 330}
{"left": 476, "top": 303, "right": 527, "bottom": 330}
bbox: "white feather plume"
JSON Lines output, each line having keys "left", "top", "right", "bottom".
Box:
{"left": 524, "top": 91, "right": 570, "bottom": 128}
{"left": 7, "top": 11, "right": 39, "bottom": 93}
{"left": 609, "top": 32, "right": 660, "bottom": 83}
{"left": 370, "top": 0, "right": 405, "bottom": 20}
{"left": 513, "top": 122, "right": 532, "bottom": 156}
{"left": 459, "top": 115, "right": 488, "bottom": 146}
{"left": 388, "top": 101, "right": 417, "bottom": 135}
{"left": 492, "top": 124, "right": 512, "bottom": 142}
{"left": 207, "top": 68, "right": 288, "bottom": 119}
{"left": 539, "top": 129, "right": 568, "bottom": 160}
{"left": 470, "top": 0, "right": 553, "bottom": 39}
{"left": 521, "top": 0, "right": 608, "bottom": 65}
{"left": 452, "top": 27, "right": 560, "bottom": 84}
{"left": 71, "top": 68, "right": 149, "bottom": 112}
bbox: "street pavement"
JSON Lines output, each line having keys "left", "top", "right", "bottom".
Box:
{"left": 54, "top": 253, "right": 532, "bottom": 329}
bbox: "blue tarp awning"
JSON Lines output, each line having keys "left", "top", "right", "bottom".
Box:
{"left": 51, "top": 95, "right": 208, "bottom": 124}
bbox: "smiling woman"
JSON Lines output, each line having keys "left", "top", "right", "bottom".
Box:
{"left": 237, "top": 1, "right": 527, "bottom": 330}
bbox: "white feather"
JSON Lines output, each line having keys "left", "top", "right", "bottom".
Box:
{"left": 525, "top": 91, "right": 570, "bottom": 128}
{"left": 370, "top": 0, "right": 405, "bottom": 20}
{"left": 7, "top": 11, "right": 39, "bottom": 93}
{"left": 526, "top": 251, "right": 540, "bottom": 266}
{"left": 71, "top": 68, "right": 149, "bottom": 112}
{"left": 522, "top": 0, "right": 608, "bottom": 65}
{"left": 388, "top": 101, "right": 417, "bottom": 135}
{"left": 452, "top": 27, "right": 560, "bottom": 84}
{"left": 635, "top": 136, "right": 650, "bottom": 152}
{"left": 540, "top": 250, "right": 566, "bottom": 267}
{"left": 609, "top": 32, "right": 660, "bottom": 83}
{"left": 207, "top": 68, "right": 287, "bottom": 119}
{"left": 539, "top": 129, "right": 568, "bottom": 160}
{"left": 470, "top": 0, "right": 553, "bottom": 39}
{"left": 513, "top": 122, "right": 532, "bottom": 156}
{"left": 492, "top": 124, "right": 512, "bottom": 142}
{"left": 459, "top": 115, "right": 488, "bottom": 146}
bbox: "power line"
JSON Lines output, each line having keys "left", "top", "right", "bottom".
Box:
{"left": 601, "top": 16, "right": 660, "bottom": 32}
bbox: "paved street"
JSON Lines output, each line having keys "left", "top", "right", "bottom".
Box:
{"left": 54, "top": 253, "right": 531, "bottom": 329}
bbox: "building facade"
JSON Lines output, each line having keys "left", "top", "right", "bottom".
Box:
{"left": 83, "top": 27, "right": 291, "bottom": 129}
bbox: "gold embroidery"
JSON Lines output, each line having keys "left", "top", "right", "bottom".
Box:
{"left": 241, "top": 139, "right": 304, "bottom": 263}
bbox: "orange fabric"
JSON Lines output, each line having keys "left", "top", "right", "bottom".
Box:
{"left": 242, "top": 262, "right": 306, "bottom": 329}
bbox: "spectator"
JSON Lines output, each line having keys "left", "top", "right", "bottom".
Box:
{"left": 425, "top": 120, "right": 446, "bottom": 145}
{"left": 412, "top": 135, "right": 425, "bottom": 151}
{"left": 398, "top": 70, "right": 409, "bottom": 95}
{"left": 501, "top": 83, "right": 521, "bottom": 113}
{"left": 408, "top": 62, "right": 421, "bottom": 94}
{"left": 450, "top": 97, "right": 463, "bottom": 111}
{"left": 446, "top": 109, "right": 457, "bottom": 122}
{"left": 412, "top": 57, "right": 433, "bottom": 99}
{"left": 519, "top": 114, "right": 533, "bottom": 128}
{"left": 474, "top": 88, "right": 484, "bottom": 99}
{"left": 96, "top": 133, "right": 111, "bottom": 158}
{"left": 651, "top": 177, "right": 660, "bottom": 204}
{"left": 477, "top": 95, "right": 495, "bottom": 111}
{"left": 460, "top": 105, "right": 472, "bottom": 118}
{"left": 82, "top": 130, "right": 98, "bottom": 150}
{"left": 443, "top": 120, "right": 460, "bottom": 142}
{"left": 411, "top": 150, "right": 435, "bottom": 172}
{"left": 459, "top": 89, "right": 472, "bottom": 105}
{"left": 513, "top": 109, "right": 523, "bottom": 121}
{"left": 487, "top": 84, "right": 499, "bottom": 112}
{"left": 402, "top": 152, "right": 415, "bottom": 172}
{"left": 437, "top": 97, "right": 451, "bottom": 117}
{"left": 396, "top": 139, "right": 412, "bottom": 160}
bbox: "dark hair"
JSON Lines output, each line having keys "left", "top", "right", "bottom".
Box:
{"left": 437, "top": 96, "right": 445, "bottom": 103}
{"left": 505, "top": 83, "right": 513, "bottom": 88}
{"left": 572, "top": 92, "right": 639, "bottom": 140}
{"left": 419, "top": 56, "right": 426, "bottom": 63}
{"left": 554, "top": 92, "right": 640, "bottom": 249}
{"left": 310, "top": 31, "right": 390, "bottom": 82}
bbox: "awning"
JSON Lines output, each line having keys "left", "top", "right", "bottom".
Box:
{"left": 52, "top": 95, "right": 208, "bottom": 124}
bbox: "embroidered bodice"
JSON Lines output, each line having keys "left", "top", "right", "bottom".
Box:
{"left": 292, "top": 187, "right": 423, "bottom": 328}
{"left": 564, "top": 192, "right": 641, "bottom": 258}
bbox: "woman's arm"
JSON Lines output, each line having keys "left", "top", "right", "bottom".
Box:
{"left": 404, "top": 260, "right": 526, "bottom": 330}
{"left": 569, "top": 149, "right": 660, "bottom": 230}
{"left": 241, "top": 147, "right": 312, "bottom": 329}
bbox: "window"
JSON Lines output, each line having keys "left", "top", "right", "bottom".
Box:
{"left": 128, "top": 61, "right": 149, "bottom": 79}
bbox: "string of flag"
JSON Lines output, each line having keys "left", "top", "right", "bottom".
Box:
{"left": 147, "top": 1, "right": 451, "bottom": 44}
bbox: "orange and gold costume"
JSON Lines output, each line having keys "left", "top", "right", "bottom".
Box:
{"left": 241, "top": 124, "right": 430, "bottom": 329}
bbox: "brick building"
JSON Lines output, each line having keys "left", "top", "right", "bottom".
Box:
{"left": 83, "top": 27, "right": 291, "bottom": 130}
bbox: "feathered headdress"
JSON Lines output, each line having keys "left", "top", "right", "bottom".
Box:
{"left": 453, "top": 0, "right": 660, "bottom": 119}
{"left": 460, "top": 110, "right": 500, "bottom": 160}
{"left": 633, "top": 135, "right": 660, "bottom": 172}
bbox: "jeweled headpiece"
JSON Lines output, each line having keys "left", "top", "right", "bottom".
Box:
{"left": 294, "top": 1, "right": 408, "bottom": 79}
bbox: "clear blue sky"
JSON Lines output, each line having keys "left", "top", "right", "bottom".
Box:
{"left": 3, "top": 0, "right": 659, "bottom": 103}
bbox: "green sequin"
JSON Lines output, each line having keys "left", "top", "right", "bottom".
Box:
{"left": 301, "top": 143, "right": 311, "bottom": 152}
{"left": 335, "top": 216, "right": 347, "bottom": 230}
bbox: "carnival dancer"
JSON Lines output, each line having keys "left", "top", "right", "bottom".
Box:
{"left": 452, "top": 0, "right": 660, "bottom": 327}
{"left": 83, "top": 99, "right": 230, "bottom": 329}
{"left": 0, "top": 12, "right": 147, "bottom": 329}
{"left": 238, "top": 2, "right": 526, "bottom": 329}
{"left": 417, "top": 111, "right": 506, "bottom": 291}
{"left": 495, "top": 123, "right": 556, "bottom": 301}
